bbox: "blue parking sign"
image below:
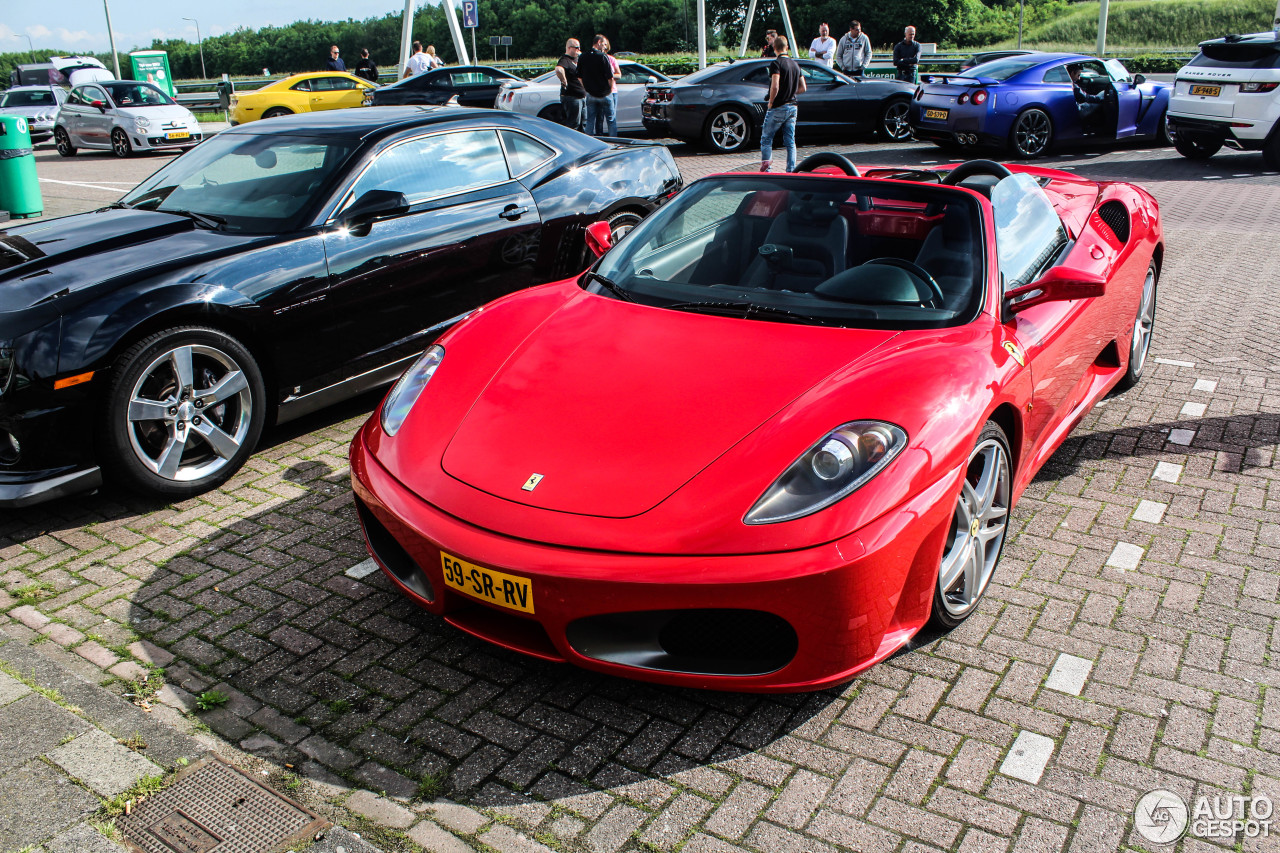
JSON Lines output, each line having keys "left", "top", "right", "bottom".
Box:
{"left": 462, "top": 1, "right": 478, "bottom": 28}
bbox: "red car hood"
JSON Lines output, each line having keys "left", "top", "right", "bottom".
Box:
{"left": 431, "top": 294, "right": 900, "bottom": 518}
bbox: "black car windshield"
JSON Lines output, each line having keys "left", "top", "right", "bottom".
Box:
{"left": 590, "top": 175, "right": 986, "bottom": 330}
{"left": 962, "top": 57, "right": 1048, "bottom": 81}
{"left": 121, "top": 131, "right": 359, "bottom": 233}
{"left": 103, "top": 82, "right": 175, "bottom": 106}
{"left": 0, "top": 90, "right": 57, "bottom": 108}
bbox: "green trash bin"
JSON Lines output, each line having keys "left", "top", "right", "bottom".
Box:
{"left": 0, "top": 115, "right": 43, "bottom": 219}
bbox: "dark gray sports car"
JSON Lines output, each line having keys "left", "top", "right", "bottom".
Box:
{"left": 642, "top": 59, "right": 917, "bottom": 153}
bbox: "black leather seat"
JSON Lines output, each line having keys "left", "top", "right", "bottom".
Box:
{"left": 913, "top": 205, "right": 976, "bottom": 311}
{"left": 742, "top": 200, "right": 849, "bottom": 291}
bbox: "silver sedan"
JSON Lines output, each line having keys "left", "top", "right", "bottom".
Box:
{"left": 54, "top": 80, "right": 202, "bottom": 157}
{"left": 0, "top": 85, "right": 66, "bottom": 143}
{"left": 495, "top": 61, "right": 670, "bottom": 133}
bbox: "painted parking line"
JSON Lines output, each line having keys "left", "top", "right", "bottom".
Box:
{"left": 1154, "top": 357, "right": 1195, "bottom": 367}
{"left": 39, "top": 178, "right": 129, "bottom": 192}
{"left": 1153, "top": 461, "right": 1183, "bottom": 483}
{"left": 345, "top": 558, "right": 380, "bottom": 579}
{"left": 1045, "top": 653, "right": 1093, "bottom": 695}
{"left": 1180, "top": 401, "right": 1207, "bottom": 418}
{"left": 1106, "top": 542, "right": 1145, "bottom": 571}
{"left": 1000, "top": 731, "right": 1055, "bottom": 784}
{"left": 1193, "top": 379, "right": 1218, "bottom": 392}
{"left": 1168, "top": 428, "right": 1196, "bottom": 446}
{"left": 1133, "top": 499, "right": 1167, "bottom": 523}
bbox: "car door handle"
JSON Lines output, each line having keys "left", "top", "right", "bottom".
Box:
{"left": 500, "top": 205, "right": 529, "bottom": 221}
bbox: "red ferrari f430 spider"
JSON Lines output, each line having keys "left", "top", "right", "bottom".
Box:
{"left": 350, "top": 155, "right": 1161, "bottom": 692}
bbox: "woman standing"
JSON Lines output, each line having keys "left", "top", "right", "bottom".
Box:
{"left": 604, "top": 37, "right": 621, "bottom": 137}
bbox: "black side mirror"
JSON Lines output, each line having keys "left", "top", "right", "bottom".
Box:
{"left": 1133, "top": 73, "right": 1146, "bottom": 85}
{"left": 341, "top": 189, "right": 410, "bottom": 228}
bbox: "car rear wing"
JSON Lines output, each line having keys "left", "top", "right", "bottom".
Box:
{"left": 919, "top": 74, "right": 986, "bottom": 86}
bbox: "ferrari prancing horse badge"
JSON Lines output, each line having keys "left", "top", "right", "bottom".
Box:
{"left": 522, "top": 473, "right": 544, "bottom": 491}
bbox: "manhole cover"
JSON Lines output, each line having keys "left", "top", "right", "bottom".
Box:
{"left": 118, "top": 757, "right": 328, "bottom": 853}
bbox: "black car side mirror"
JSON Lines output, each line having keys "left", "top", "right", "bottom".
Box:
{"left": 1133, "top": 73, "right": 1146, "bottom": 85}
{"left": 341, "top": 189, "right": 410, "bottom": 229}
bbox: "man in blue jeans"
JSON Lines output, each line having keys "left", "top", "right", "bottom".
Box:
{"left": 760, "top": 35, "right": 807, "bottom": 172}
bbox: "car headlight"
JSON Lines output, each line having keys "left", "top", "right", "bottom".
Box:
{"left": 133, "top": 116, "right": 151, "bottom": 132}
{"left": 380, "top": 345, "right": 443, "bottom": 436}
{"left": 744, "top": 421, "right": 907, "bottom": 524}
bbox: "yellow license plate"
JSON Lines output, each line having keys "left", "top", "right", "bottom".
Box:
{"left": 165, "top": 131, "right": 190, "bottom": 140}
{"left": 1189, "top": 84, "right": 1221, "bottom": 97}
{"left": 924, "top": 108, "right": 949, "bottom": 120}
{"left": 441, "top": 552, "right": 534, "bottom": 613}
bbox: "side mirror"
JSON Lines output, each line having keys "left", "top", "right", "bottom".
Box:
{"left": 1005, "top": 266, "right": 1106, "bottom": 313}
{"left": 1133, "top": 73, "right": 1146, "bottom": 85}
{"left": 341, "top": 189, "right": 410, "bottom": 228}
{"left": 585, "top": 221, "right": 614, "bottom": 257}
{"left": 91, "top": 100, "right": 106, "bottom": 112}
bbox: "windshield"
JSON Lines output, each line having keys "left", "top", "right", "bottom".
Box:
{"left": 122, "top": 131, "right": 359, "bottom": 233}
{"left": 104, "top": 81, "right": 175, "bottom": 107}
{"left": 991, "top": 172, "right": 1068, "bottom": 289}
{"left": 591, "top": 175, "right": 985, "bottom": 330}
{"left": 963, "top": 57, "right": 1045, "bottom": 81}
{"left": 0, "top": 90, "right": 58, "bottom": 108}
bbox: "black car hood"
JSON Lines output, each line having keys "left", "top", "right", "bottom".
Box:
{"left": 0, "top": 209, "right": 267, "bottom": 313}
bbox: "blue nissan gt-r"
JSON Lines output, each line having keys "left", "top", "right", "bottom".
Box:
{"left": 909, "top": 53, "right": 1172, "bottom": 158}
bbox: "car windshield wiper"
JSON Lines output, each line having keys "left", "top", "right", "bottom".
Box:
{"left": 164, "top": 209, "right": 227, "bottom": 231}
{"left": 583, "top": 270, "right": 636, "bottom": 303}
{"left": 665, "top": 299, "right": 839, "bottom": 326}
{"left": 103, "top": 201, "right": 133, "bottom": 210}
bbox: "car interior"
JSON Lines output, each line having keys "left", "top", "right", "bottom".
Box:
{"left": 1045, "top": 61, "right": 1118, "bottom": 136}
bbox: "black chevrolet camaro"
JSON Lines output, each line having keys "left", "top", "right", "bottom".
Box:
{"left": 0, "top": 106, "right": 681, "bottom": 507}
{"left": 370, "top": 65, "right": 522, "bottom": 108}
{"left": 642, "top": 59, "right": 917, "bottom": 153}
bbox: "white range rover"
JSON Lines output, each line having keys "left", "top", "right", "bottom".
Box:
{"left": 1167, "top": 31, "right": 1280, "bottom": 168}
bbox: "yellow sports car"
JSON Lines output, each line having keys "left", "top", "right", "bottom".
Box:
{"left": 230, "top": 71, "right": 377, "bottom": 125}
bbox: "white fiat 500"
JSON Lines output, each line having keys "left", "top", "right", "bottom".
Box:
{"left": 54, "top": 80, "right": 202, "bottom": 158}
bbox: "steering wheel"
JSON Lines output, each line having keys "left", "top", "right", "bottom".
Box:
{"left": 795, "top": 152, "right": 860, "bottom": 176}
{"left": 941, "top": 159, "right": 1014, "bottom": 185}
{"left": 864, "top": 258, "right": 946, "bottom": 307}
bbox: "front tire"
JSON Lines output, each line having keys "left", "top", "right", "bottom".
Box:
{"left": 930, "top": 421, "right": 1011, "bottom": 629}
{"left": 537, "top": 103, "right": 566, "bottom": 125}
{"left": 262, "top": 107, "right": 293, "bottom": 120}
{"left": 54, "top": 126, "right": 76, "bottom": 157}
{"left": 111, "top": 128, "right": 133, "bottom": 158}
{"left": 100, "top": 327, "right": 266, "bottom": 499}
{"left": 704, "top": 106, "right": 752, "bottom": 153}
{"left": 1173, "top": 132, "right": 1221, "bottom": 160}
{"left": 879, "top": 99, "right": 912, "bottom": 141}
{"left": 1116, "top": 261, "right": 1157, "bottom": 391}
{"left": 1263, "top": 134, "right": 1280, "bottom": 171}
{"left": 1009, "top": 108, "right": 1052, "bottom": 158}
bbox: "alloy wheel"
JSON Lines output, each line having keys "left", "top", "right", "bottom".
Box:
{"left": 112, "top": 129, "right": 132, "bottom": 158}
{"left": 55, "top": 127, "right": 75, "bottom": 157}
{"left": 1130, "top": 266, "right": 1156, "bottom": 376}
{"left": 937, "top": 435, "right": 1010, "bottom": 620}
{"left": 125, "top": 344, "right": 254, "bottom": 483}
{"left": 881, "top": 101, "right": 911, "bottom": 140}
{"left": 708, "top": 110, "right": 749, "bottom": 152}
{"left": 1012, "top": 110, "right": 1051, "bottom": 157}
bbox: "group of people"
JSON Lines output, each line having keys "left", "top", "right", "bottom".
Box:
{"left": 555, "top": 35, "right": 624, "bottom": 137}
{"left": 763, "top": 21, "right": 921, "bottom": 82}
{"left": 321, "top": 40, "right": 445, "bottom": 83}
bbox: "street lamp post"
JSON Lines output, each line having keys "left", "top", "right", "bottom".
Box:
{"left": 183, "top": 17, "right": 207, "bottom": 79}
{"left": 18, "top": 34, "right": 35, "bottom": 64}
{"left": 103, "top": 0, "right": 121, "bottom": 78}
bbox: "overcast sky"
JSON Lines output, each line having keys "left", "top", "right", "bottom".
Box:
{"left": 2, "top": 1, "right": 425, "bottom": 55}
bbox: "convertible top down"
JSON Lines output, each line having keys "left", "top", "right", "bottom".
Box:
{"left": 351, "top": 155, "right": 1163, "bottom": 691}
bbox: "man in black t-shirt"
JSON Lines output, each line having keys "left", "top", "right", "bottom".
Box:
{"left": 579, "top": 34, "right": 615, "bottom": 136}
{"left": 353, "top": 49, "right": 378, "bottom": 83}
{"left": 893, "top": 26, "right": 921, "bottom": 82}
{"left": 555, "top": 38, "right": 586, "bottom": 132}
{"left": 759, "top": 35, "right": 807, "bottom": 172}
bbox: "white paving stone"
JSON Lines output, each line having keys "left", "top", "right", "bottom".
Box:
{"left": 345, "top": 558, "right": 380, "bottom": 579}
{"left": 1153, "top": 461, "right": 1183, "bottom": 483}
{"left": 1168, "top": 429, "right": 1196, "bottom": 446}
{"left": 1193, "top": 379, "right": 1218, "bottom": 393}
{"left": 1133, "top": 500, "right": 1167, "bottom": 524}
{"left": 1106, "top": 542, "right": 1145, "bottom": 571}
{"left": 1155, "top": 358, "right": 1195, "bottom": 367}
{"left": 1000, "top": 731, "right": 1055, "bottom": 784}
{"left": 1180, "top": 402, "right": 1207, "bottom": 418}
{"left": 1045, "top": 654, "right": 1093, "bottom": 696}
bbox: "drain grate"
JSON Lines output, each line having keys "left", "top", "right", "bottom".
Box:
{"left": 118, "top": 757, "right": 327, "bottom": 853}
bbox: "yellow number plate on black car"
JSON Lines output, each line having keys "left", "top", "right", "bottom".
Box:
{"left": 924, "top": 108, "right": 949, "bottom": 120}
{"left": 441, "top": 552, "right": 535, "bottom": 613}
{"left": 1190, "top": 84, "right": 1221, "bottom": 97}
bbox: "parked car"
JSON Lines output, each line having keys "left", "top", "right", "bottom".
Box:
{"left": 371, "top": 65, "right": 521, "bottom": 108}
{"left": 0, "top": 85, "right": 67, "bottom": 143}
{"left": 0, "top": 107, "right": 680, "bottom": 507}
{"left": 49, "top": 55, "right": 113, "bottom": 87}
{"left": 496, "top": 61, "right": 671, "bottom": 132}
{"left": 642, "top": 58, "right": 916, "bottom": 153}
{"left": 1167, "top": 32, "right": 1280, "bottom": 168}
{"left": 910, "top": 53, "right": 1171, "bottom": 158}
{"left": 230, "top": 71, "right": 378, "bottom": 124}
{"left": 350, "top": 154, "right": 1162, "bottom": 691}
{"left": 957, "top": 49, "right": 1038, "bottom": 73}
{"left": 53, "top": 80, "right": 202, "bottom": 157}
{"left": 9, "top": 63, "right": 57, "bottom": 88}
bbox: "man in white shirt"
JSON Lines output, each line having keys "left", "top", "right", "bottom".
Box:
{"left": 808, "top": 23, "right": 836, "bottom": 67}
{"left": 836, "top": 20, "right": 872, "bottom": 77}
{"left": 403, "top": 41, "right": 432, "bottom": 78}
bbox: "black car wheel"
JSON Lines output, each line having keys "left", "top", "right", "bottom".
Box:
{"left": 1117, "top": 261, "right": 1157, "bottom": 391}
{"left": 1173, "top": 132, "right": 1221, "bottom": 160}
{"left": 931, "top": 421, "right": 1011, "bottom": 629}
{"left": 100, "top": 326, "right": 266, "bottom": 499}
{"left": 1010, "top": 108, "right": 1053, "bottom": 158}
{"left": 111, "top": 128, "right": 133, "bottom": 158}
{"left": 1265, "top": 135, "right": 1280, "bottom": 171}
{"left": 705, "top": 106, "right": 752, "bottom": 153}
{"left": 1158, "top": 113, "right": 1173, "bottom": 146}
{"left": 54, "top": 126, "right": 76, "bottom": 157}
{"left": 880, "top": 99, "right": 912, "bottom": 141}
{"left": 538, "top": 103, "right": 566, "bottom": 125}
{"left": 262, "top": 107, "right": 293, "bottom": 119}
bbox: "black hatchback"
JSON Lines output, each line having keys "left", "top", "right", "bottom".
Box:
{"left": 370, "top": 65, "right": 522, "bottom": 108}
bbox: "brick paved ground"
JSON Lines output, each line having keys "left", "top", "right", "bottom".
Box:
{"left": 3, "top": 139, "right": 1279, "bottom": 853}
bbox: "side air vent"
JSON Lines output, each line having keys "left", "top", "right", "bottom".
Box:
{"left": 1097, "top": 200, "right": 1131, "bottom": 244}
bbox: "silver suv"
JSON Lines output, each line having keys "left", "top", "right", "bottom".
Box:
{"left": 1168, "top": 32, "right": 1280, "bottom": 167}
